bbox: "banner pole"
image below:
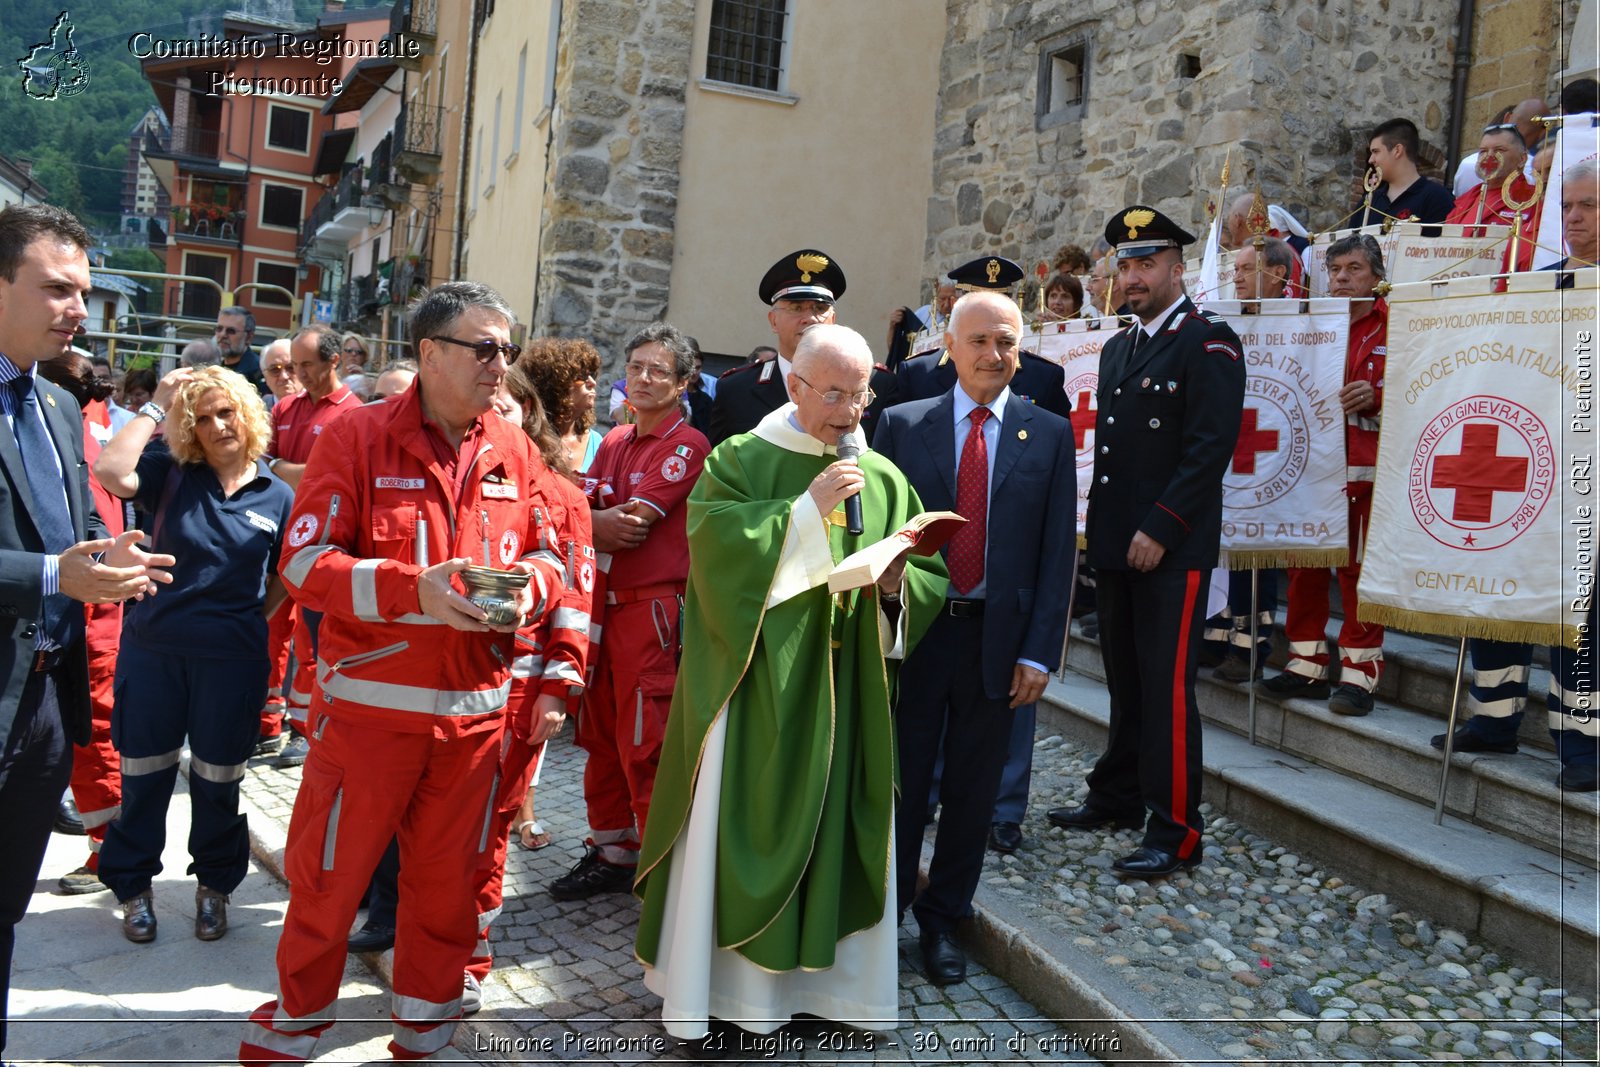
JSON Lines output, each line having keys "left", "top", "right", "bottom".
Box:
{"left": 1248, "top": 566, "right": 1260, "bottom": 746}
{"left": 1056, "top": 578, "right": 1078, "bottom": 683}
{"left": 1433, "top": 636, "right": 1469, "bottom": 825}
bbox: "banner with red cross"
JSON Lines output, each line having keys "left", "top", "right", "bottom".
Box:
{"left": 1203, "top": 299, "right": 1352, "bottom": 568}
{"left": 1023, "top": 316, "right": 1123, "bottom": 546}
{"left": 1359, "top": 271, "right": 1598, "bottom": 648}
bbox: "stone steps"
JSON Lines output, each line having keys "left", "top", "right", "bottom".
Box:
{"left": 1065, "top": 625, "right": 1598, "bottom": 868}
{"left": 1039, "top": 658, "right": 1600, "bottom": 997}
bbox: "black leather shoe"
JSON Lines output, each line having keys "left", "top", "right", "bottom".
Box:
{"left": 1430, "top": 727, "right": 1518, "bottom": 754}
{"left": 54, "top": 797, "right": 85, "bottom": 836}
{"left": 1259, "top": 671, "right": 1330, "bottom": 700}
{"left": 195, "top": 886, "right": 228, "bottom": 941}
{"left": 919, "top": 930, "right": 966, "bottom": 985}
{"left": 346, "top": 920, "right": 396, "bottom": 953}
{"left": 1046, "top": 804, "right": 1143, "bottom": 831}
{"left": 1111, "top": 846, "right": 1201, "bottom": 879}
{"left": 987, "top": 821, "right": 1022, "bottom": 854}
{"left": 1559, "top": 764, "right": 1600, "bottom": 792}
{"left": 121, "top": 890, "right": 156, "bottom": 943}
{"left": 549, "top": 844, "right": 636, "bottom": 901}
{"left": 1213, "top": 651, "right": 1263, "bottom": 683}
{"left": 1328, "top": 683, "right": 1374, "bottom": 717}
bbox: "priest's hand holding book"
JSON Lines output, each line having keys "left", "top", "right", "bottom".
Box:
{"left": 828, "top": 511, "right": 966, "bottom": 594}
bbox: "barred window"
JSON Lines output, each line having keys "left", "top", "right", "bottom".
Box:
{"left": 706, "top": 0, "right": 788, "bottom": 92}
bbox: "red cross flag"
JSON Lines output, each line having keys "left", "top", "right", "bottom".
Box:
{"left": 1359, "top": 271, "right": 1598, "bottom": 648}
{"left": 1023, "top": 316, "right": 1123, "bottom": 545}
{"left": 1206, "top": 299, "right": 1352, "bottom": 568}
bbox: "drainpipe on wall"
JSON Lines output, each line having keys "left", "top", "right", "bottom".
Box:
{"left": 527, "top": 0, "right": 563, "bottom": 329}
{"left": 453, "top": 1, "right": 481, "bottom": 280}
{"left": 1446, "top": 0, "right": 1477, "bottom": 178}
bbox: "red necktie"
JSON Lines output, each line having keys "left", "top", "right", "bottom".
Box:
{"left": 948, "top": 407, "right": 989, "bottom": 595}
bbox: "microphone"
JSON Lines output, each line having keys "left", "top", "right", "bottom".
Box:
{"left": 837, "top": 429, "right": 865, "bottom": 536}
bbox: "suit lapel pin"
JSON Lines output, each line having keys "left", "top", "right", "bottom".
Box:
{"left": 45, "top": 394, "right": 56, "bottom": 407}
{"left": 1167, "top": 380, "right": 1178, "bottom": 392}
{"left": 1017, "top": 429, "right": 1028, "bottom": 440}
{"left": 1141, "top": 377, "right": 1151, "bottom": 388}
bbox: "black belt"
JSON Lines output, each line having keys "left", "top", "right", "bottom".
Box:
{"left": 944, "top": 598, "right": 985, "bottom": 618}
{"left": 31, "top": 647, "right": 64, "bottom": 673}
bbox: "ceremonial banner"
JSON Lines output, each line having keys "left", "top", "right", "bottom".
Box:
{"left": 1206, "top": 298, "right": 1351, "bottom": 568}
{"left": 1187, "top": 248, "right": 1238, "bottom": 304}
{"left": 1308, "top": 222, "right": 1511, "bottom": 296}
{"left": 1532, "top": 116, "right": 1598, "bottom": 270}
{"left": 1359, "top": 271, "right": 1598, "bottom": 647}
{"left": 1023, "top": 316, "right": 1122, "bottom": 542}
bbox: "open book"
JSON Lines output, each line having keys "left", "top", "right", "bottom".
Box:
{"left": 827, "top": 511, "right": 965, "bottom": 592}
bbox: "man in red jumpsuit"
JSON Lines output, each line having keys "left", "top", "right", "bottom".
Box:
{"left": 548, "top": 323, "right": 707, "bottom": 900}
{"left": 1445, "top": 124, "right": 1542, "bottom": 273}
{"left": 240, "top": 283, "right": 569, "bottom": 1063}
{"left": 1261, "top": 234, "right": 1388, "bottom": 716}
{"left": 263, "top": 326, "right": 360, "bottom": 767}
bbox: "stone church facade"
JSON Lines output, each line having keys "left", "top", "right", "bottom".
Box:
{"left": 923, "top": 0, "right": 1586, "bottom": 276}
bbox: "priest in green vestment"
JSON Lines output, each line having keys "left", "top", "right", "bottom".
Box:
{"left": 635, "top": 324, "right": 948, "bottom": 1040}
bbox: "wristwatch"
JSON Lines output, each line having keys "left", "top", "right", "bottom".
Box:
{"left": 137, "top": 401, "right": 166, "bottom": 425}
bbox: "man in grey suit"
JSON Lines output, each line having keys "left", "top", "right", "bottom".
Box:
{"left": 0, "top": 205, "right": 173, "bottom": 1054}
{"left": 873, "top": 291, "right": 1076, "bottom": 986}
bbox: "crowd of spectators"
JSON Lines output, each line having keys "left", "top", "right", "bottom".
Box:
{"left": 0, "top": 83, "right": 1596, "bottom": 1063}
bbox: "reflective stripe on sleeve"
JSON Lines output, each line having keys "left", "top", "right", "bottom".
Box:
{"left": 351, "top": 559, "right": 383, "bottom": 622}
{"left": 551, "top": 608, "right": 591, "bottom": 632}
{"left": 283, "top": 544, "right": 338, "bottom": 588}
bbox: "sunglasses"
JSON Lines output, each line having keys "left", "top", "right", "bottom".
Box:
{"left": 430, "top": 336, "right": 522, "bottom": 365}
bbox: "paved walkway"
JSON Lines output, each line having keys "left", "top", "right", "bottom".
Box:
{"left": 10, "top": 736, "right": 1101, "bottom": 1065}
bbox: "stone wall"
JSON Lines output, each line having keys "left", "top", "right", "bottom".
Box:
{"left": 926, "top": 0, "right": 1463, "bottom": 274}
{"left": 1462, "top": 0, "right": 1584, "bottom": 140}
{"left": 532, "top": 0, "right": 695, "bottom": 363}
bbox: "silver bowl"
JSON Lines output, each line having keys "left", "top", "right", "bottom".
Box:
{"left": 460, "top": 566, "right": 530, "bottom": 626}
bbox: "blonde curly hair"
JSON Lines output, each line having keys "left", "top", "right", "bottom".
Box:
{"left": 166, "top": 366, "right": 273, "bottom": 467}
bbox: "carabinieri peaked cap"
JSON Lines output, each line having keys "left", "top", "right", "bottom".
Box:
{"left": 947, "top": 255, "right": 1026, "bottom": 292}
{"left": 758, "top": 249, "right": 847, "bottom": 306}
{"left": 1105, "top": 206, "right": 1197, "bottom": 259}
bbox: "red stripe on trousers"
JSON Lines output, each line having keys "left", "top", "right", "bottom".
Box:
{"left": 1171, "top": 570, "right": 1202, "bottom": 859}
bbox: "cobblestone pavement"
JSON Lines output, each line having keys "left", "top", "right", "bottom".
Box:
{"left": 243, "top": 733, "right": 1105, "bottom": 1064}
{"left": 1008, "top": 731, "right": 1599, "bottom": 1065}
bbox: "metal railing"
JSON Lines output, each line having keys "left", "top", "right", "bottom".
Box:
{"left": 399, "top": 105, "right": 445, "bottom": 159}
{"left": 300, "top": 164, "right": 366, "bottom": 248}
{"left": 166, "top": 124, "right": 220, "bottom": 160}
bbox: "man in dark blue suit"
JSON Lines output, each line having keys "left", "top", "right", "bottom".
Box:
{"left": 873, "top": 291, "right": 1076, "bottom": 986}
{"left": 0, "top": 205, "right": 173, "bottom": 1055}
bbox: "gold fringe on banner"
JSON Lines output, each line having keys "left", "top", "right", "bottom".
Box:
{"left": 1222, "top": 548, "right": 1349, "bottom": 570}
{"left": 1076, "top": 533, "right": 1087, "bottom": 551}
{"left": 1356, "top": 603, "right": 1580, "bottom": 651}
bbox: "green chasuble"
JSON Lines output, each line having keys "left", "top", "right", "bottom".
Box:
{"left": 635, "top": 414, "right": 947, "bottom": 973}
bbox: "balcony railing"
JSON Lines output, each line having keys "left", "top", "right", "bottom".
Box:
{"left": 392, "top": 0, "right": 438, "bottom": 39}
{"left": 169, "top": 205, "right": 243, "bottom": 244}
{"left": 167, "top": 124, "right": 220, "bottom": 160}
{"left": 300, "top": 164, "right": 367, "bottom": 250}
{"left": 394, "top": 105, "right": 445, "bottom": 182}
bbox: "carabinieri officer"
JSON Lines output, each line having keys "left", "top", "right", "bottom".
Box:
{"left": 1047, "top": 206, "right": 1245, "bottom": 878}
